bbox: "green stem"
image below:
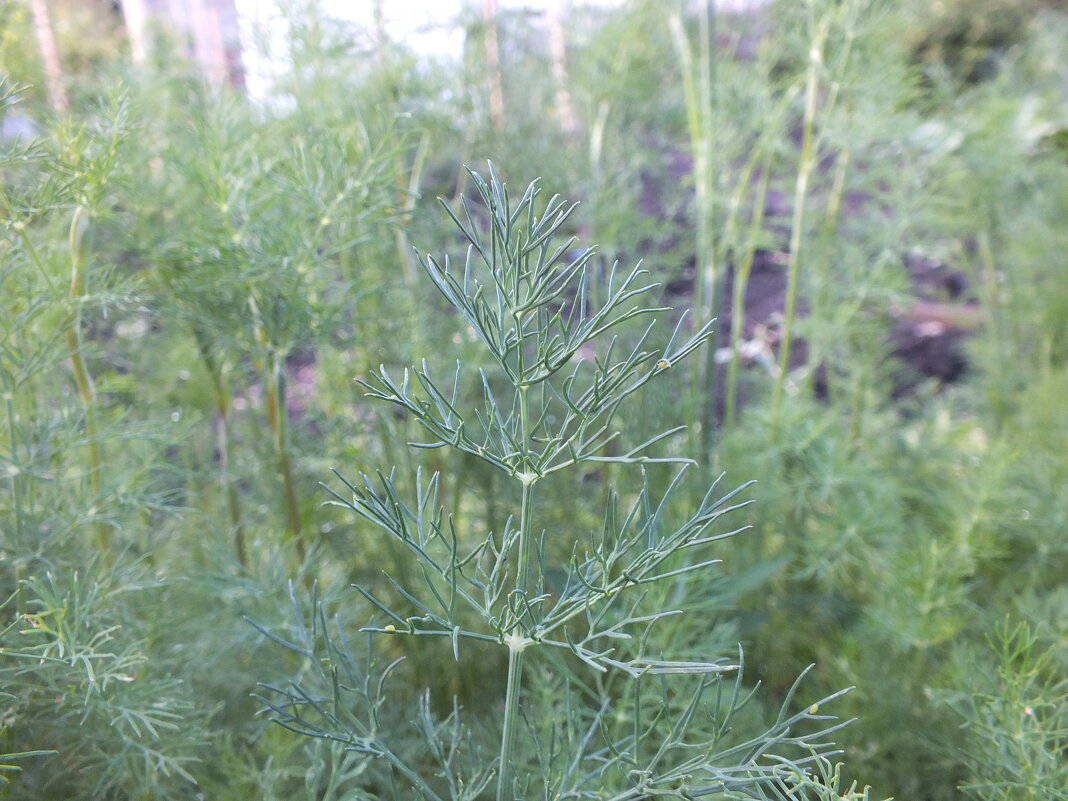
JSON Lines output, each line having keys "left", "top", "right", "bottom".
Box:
{"left": 724, "top": 161, "right": 770, "bottom": 431}
{"left": 219, "top": 401, "right": 245, "bottom": 564}
{"left": 192, "top": 328, "right": 246, "bottom": 566}
{"left": 392, "top": 133, "right": 430, "bottom": 305}
{"left": 6, "top": 393, "right": 22, "bottom": 549}
{"left": 249, "top": 294, "right": 306, "bottom": 567}
{"left": 15, "top": 225, "right": 58, "bottom": 294}
{"left": 389, "top": 134, "right": 432, "bottom": 406}
{"left": 771, "top": 16, "right": 827, "bottom": 436}
{"left": 810, "top": 145, "right": 851, "bottom": 406}
{"left": 822, "top": 148, "right": 850, "bottom": 241}
{"left": 496, "top": 383, "right": 535, "bottom": 801}
{"left": 496, "top": 627, "right": 528, "bottom": 801}
{"left": 384, "top": 747, "right": 445, "bottom": 801}
{"left": 6, "top": 392, "right": 26, "bottom": 617}
{"left": 848, "top": 362, "right": 867, "bottom": 450}
{"left": 65, "top": 206, "right": 108, "bottom": 555}
{"left": 693, "top": 1, "right": 717, "bottom": 330}
{"left": 268, "top": 350, "right": 306, "bottom": 564}
{"left": 671, "top": 6, "right": 718, "bottom": 453}
{"left": 976, "top": 226, "right": 1008, "bottom": 428}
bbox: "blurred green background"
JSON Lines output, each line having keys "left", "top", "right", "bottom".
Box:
{"left": 1, "top": 1, "right": 1066, "bottom": 798}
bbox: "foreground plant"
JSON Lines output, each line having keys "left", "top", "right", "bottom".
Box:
{"left": 256, "top": 166, "right": 865, "bottom": 801}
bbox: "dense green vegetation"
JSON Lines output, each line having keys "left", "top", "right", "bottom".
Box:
{"left": 2, "top": 1, "right": 1066, "bottom": 799}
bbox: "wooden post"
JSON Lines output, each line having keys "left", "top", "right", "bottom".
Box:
{"left": 547, "top": 0, "right": 577, "bottom": 134}
{"left": 118, "top": 0, "right": 150, "bottom": 66}
{"left": 483, "top": 0, "right": 504, "bottom": 132}
{"left": 373, "top": 0, "right": 388, "bottom": 65}
{"left": 121, "top": 0, "right": 245, "bottom": 88}
{"left": 28, "top": 0, "right": 68, "bottom": 111}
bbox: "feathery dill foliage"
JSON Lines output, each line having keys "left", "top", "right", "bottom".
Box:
{"left": 0, "top": 86, "right": 208, "bottom": 798}
{"left": 255, "top": 166, "right": 876, "bottom": 801}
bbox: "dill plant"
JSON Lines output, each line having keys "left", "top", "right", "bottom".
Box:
{"left": 134, "top": 78, "right": 402, "bottom": 570}
{"left": 257, "top": 166, "right": 873, "bottom": 801}
{"left": 0, "top": 87, "right": 212, "bottom": 798}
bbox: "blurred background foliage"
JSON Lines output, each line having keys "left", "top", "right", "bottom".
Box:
{"left": 1, "top": 0, "right": 1067, "bottom": 798}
